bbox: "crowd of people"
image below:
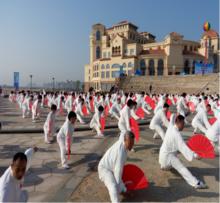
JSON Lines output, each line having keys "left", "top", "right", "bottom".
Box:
{"left": 0, "top": 89, "right": 220, "bottom": 202}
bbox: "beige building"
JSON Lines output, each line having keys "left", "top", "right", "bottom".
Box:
{"left": 84, "top": 21, "right": 219, "bottom": 91}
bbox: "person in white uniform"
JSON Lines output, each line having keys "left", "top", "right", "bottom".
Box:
{"left": 57, "top": 111, "right": 76, "bottom": 169}
{"left": 191, "top": 104, "right": 211, "bottom": 134}
{"left": 43, "top": 104, "right": 57, "bottom": 144}
{"left": 159, "top": 114, "right": 207, "bottom": 189}
{"left": 32, "top": 95, "right": 42, "bottom": 122}
{"left": 90, "top": 105, "right": 104, "bottom": 137}
{"left": 149, "top": 103, "right": 169, "bottom": 140}
{"left": 0, "top": 147, "right": 38, "bottom": 202}
{"left": 118, "top": 99, "right": 134, "bottom": 141}
{"left": 109, "top": 97, "right": 122, "bottom": 121}
{"left": 98, "top": 131, "right": 135, "bottom": 203}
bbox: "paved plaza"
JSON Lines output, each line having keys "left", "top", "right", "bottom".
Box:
{"left": 0, "top": 96, "right": 219, "bottom": 202}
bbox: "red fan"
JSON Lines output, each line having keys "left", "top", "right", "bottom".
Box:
{"left": 130, "top": 117, "right": 140, "bottom": 142}
{"left": 166, "top": 111, "right": 171, "bottom": 121}
{"left": 173, "top": 97, "right": 177, "bottom": 104}
{"left": 82, "top": 105, "right": 89, "bottom": 116}
{"left": 149, "top": 100, "right": 156, "bottom": 110}
{"left": 105, "top": 105, "right": 109, "bottom": 117}
{"left": 166, "top": 99, "right": 172, "bottom": 106}
{"left": 208, "top": 110, "right": 214, "bottom": 116}
{"left": 90, "top": 100, "right": 94, "bottom": 112}
{"left": 136, "top": 107, "right": 145, "bottom": 119}
{"left": 145, "top": 96, "right": 151, "bottom": 104}
{"left": 100, "top": 117, "right": 105, "bottom": 132}
{"left": 209, "top": 117, "right": 217, "bottom": 125}
{"left": 188, "top": 102, "right": 195, "bottom": 112}
{"left": 122, "top": 164, "right": 149, "bottom": 191}
{"left": 187, "top": 134, "right": 215, "bottom": 159}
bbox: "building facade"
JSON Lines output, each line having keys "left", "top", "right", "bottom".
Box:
{"left": 84, "top": 21, "right": 219, "bottom": 91}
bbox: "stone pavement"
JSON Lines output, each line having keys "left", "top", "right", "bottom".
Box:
{"left": 0, "top": 96, "right": 219, "bottom": 202}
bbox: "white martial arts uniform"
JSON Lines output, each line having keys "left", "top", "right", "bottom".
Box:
{"left": 109, "top": 102, "right": 122, "bottom": 121}
{"left": 98, "top": 140, "right": 127, "bottom": 203}
{"left": 57, "top": 120, "right": 74, "bottom": 166}
{"left": 75, "top": 102, "right": 85, "bottom": 124}
{"left": 32, "top": 100, "right": 41, "bottom": 121}
{"left": 118, "top": 105, "right": 131, "bottom": 141}
{"left": 89, "top": 111, "right": 102, "bottom": 136}
{"left": 191, "top": 108, "right": 211, "bottom": 134}
{"left": 21, "top": 97, "right": 31, "bottom": 118}
{"left": 159, "top": 124, "right": 199, "bottom": 187}
{"left": 43, "top": 111, "right": 56, "bottom": 143}
{"left": 149, "top": 109, "right": 169, "bottom": 140}
{"left": 177, "top": 96, "right": 188, "bottom": 117}
{"left": 0, "top": 148, "right": 34, "bottom": 202}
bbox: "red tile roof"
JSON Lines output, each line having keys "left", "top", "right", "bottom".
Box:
{"left": 202, "top": 29, "right": 219, "bottom": 38}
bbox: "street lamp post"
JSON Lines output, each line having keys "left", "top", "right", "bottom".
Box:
{"left": 52, "top": 77, "right": 55, "bottom": 92}
{"left": 172, "top": 65, "right": 176, "bottom": 75}
{"left": 29, "top": 75, "right": 33, "bottom": 90}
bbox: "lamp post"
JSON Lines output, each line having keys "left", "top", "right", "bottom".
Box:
{"left": 29, "top": 74, "right": 33, "bottom": 90}
{"left": 52, "top": 77, "right": 55, "bottom": 92}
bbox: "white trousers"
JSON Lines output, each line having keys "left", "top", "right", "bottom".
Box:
{"left": 162, "top": 154, "right": 198, "bottom": 187}
{"left": 98, "top": 167, "right": 120, "bottom": 203}
{"left": 76, "top": 113, "right": 85, "bottom": 124}
{"left": 57, "top": 136, "right": 71, "bottom": 166}
{"left": 153, "top": 125, "right": 165, "bottom": 140}
{"left": 90, "top": 123, "right": 102, "bottom": 136}
{"left": 43, "top": 126, "right": 54, "bottom": 142}
{"left": 110, "top": 111, "right": 120, "bottom": 121}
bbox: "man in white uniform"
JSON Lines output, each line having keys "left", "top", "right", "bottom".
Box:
{"left": 0, "top": 147, "right": 38, "bottom": 202}
{"left": 192, "top": 104, "right": 211, "bottom": 134}
{"left": 149, "top": 103, "right": 169, "bottom": 140}
{"left": 159, "top": 115, "right": 206, "bottom": 189}
{"left": 98, "top": 131, "right": 135, "bottom": 203}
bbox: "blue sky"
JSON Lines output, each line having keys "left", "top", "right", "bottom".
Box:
{"left": 0, "top": 0, "right": 219, "bottom": 86}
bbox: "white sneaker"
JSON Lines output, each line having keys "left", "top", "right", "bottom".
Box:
{"left": 131, "top": 148, "right": 136, "bottom": 152}
{"left": 195, "top": 181, "right": 207, "bottom": 189}
{"left": 62, "top": 164, "right": 70, "bottom": 170}
{"left": 153, "top": 133, "right": 159, "bottom": 139}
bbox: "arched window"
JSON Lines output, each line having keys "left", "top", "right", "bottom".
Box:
{"left": 149, "top": 59, "right": 155, "bottom": 76}
{"left": 96, "top": 30, "right": 101, "bottom": 41}
{"left": 106, "top": 64, "right": 110, "bottom": 69}
{"left": 122, "top": 63, "right": 126, "bottom": 68}
{"left": 157, "top": 59, "right": 164, "bottom": 76}
{"left": 96, "top": 46, "right": 100, "bottom": 59}
{"left": 184, "top": 60, "right": 190, "bottom": 74}
{"left": 140, "top": 59, "right": 146, "bottom": 76}
{"left": 101, "top": 64, "right": 105, "bottom": 69}
{"left": 112, "top": 64, "right": 120, "bottom": 69}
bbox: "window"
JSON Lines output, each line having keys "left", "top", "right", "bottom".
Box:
{"left": 103, "top": 52, "right": 106, "bottom": 58}
{"left": 112, "top": 71, "right": 119, "bottom": 78}
{"left": 96, "top": 46, "right": 101, "bottom": 59}
{"left": 128, "top": 62, "right": 133, "bottom": 67}
{"left": 89, "top": 69, "right": 90, "bottom": 74}
{"left": 96, "top": 30, "right": 101, "bottom": 41}
{"left": 122, "top": 63, "right": 126, "bottom": 68}
{"left": 190, "top": 46, "right": 193, "bottom": 51}
{"left": 130, "top": 49, "right": 134, "bottom": 55}
{"left": 106, "top": 71, "right": 110, "bottom": 78}
{"left": 101, "top": 72, "right": 105, "bottom": 78}
{"left": 108, "top": 52, "right": 111, "bottom": 58}
{"left": 112, "top": 64, "right": 120, "bottom": 69}
{"left": 101, "top": 64, "right": 105, "bottom": 69}
{"left": 106, "top": 64, "right": 110, "bottom": 69}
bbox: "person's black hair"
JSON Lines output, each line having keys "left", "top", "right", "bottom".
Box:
{"left": 125, "top": 131, "right": 135, "bottom": 140}
{"left": 98, "top": 105, "right": 104, "bottom": 112}
{"left": 68, "top": 111, "right": 77, "bottom": 120}
{"left": 207, "top": 104, "right": 211, "bottom": 108}
{"left": 38, "top": 95, "right": 42, "bottom": 100}
{"left": 133, "top": 101, "right": 137, "bottom": 106}
{"left": 51, "top": 104, "right": 57, "bottom": 111}
{"left": 127, "top": 99, "right": 134, "bottom": 107}
{"left": 181, "top": 92, "right": 187, "bottom": 97}
{"left": 13, "top": 152, "right": 27, "bottom": 163}
{"left": 175, "top": 115, "right": 185, "bottom": 123}
{"left": 163, "top": 103, "right": 169, "bottom": 108}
